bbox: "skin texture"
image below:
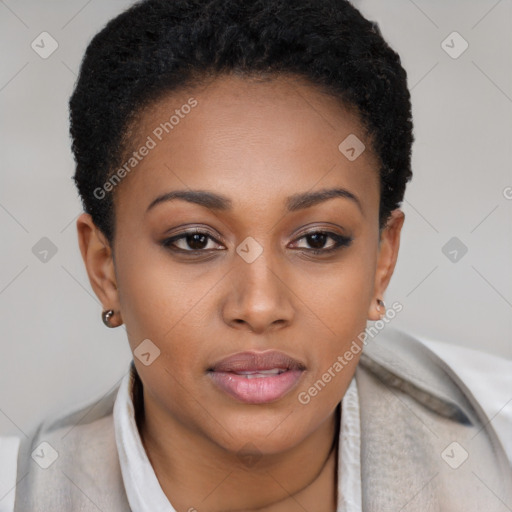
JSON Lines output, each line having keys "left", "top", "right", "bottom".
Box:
{"left": 77, "top": 74, "right": 404, "bottom": 511}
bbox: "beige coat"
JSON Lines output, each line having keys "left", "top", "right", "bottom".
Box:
{"left": 14, "top": 328, "right": 512, "bottom": 511}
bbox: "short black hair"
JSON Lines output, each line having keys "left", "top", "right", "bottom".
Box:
{"left": 70, "top": 0, "right": 414, "bottom": 243}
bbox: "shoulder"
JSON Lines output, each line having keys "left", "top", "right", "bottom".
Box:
{"left": 359, "top": 326, "right": 510, "bottom": 428}
{"left": 15, "top": 375, "right": 122, "bottom": 476}
{"left": 418, "top": 334, "right": 512, "bottom": 465}
{"left": 39, "top": 377, "right": 122, "bottom": 435}
{"left": 356, "top": 326, "right": 512, "bottom": 509}
{"left": 12, "top": 377, "right": 127, "bottom": 512}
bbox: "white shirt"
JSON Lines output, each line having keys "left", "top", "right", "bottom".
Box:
{"left": 1, "top": 340, "right": 511, "bottom": 512}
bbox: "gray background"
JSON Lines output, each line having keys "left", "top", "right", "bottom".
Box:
{"left": 0, "top": 0, "right": 511, "bottom": 437}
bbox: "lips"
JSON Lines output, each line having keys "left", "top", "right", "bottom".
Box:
{"left": 207, "top": 351, "right": 306, "bottom": 404}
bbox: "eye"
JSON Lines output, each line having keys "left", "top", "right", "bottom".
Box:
{"left": 161, "top": 229, "right": 353, "bottom": 256}
{"left": 161, "top": 229, "right": 224, "bottom": 253}
{"left": 290, "top": 231, "right": 353, "bottom": 255}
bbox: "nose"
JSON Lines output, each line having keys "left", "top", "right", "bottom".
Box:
{"left": 222, "top": 250, "right": 294, "bottom": 335}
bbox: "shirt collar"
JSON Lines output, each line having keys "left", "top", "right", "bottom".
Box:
{"left": 113, "top": 367, "right": 175, "bottom": 512}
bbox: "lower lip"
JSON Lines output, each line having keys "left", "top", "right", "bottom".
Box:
{"left": 208, "top": 370, "right": 304, "bottom": 404}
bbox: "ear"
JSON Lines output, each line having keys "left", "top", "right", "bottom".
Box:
{"left": 367, "top": 208, "right": 405, "bottom": 321}
{"left": 76, "top": 213, "right": 123, "bottom": 327}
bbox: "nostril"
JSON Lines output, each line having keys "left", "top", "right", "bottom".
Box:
{"left": 234, "top": 320, "right": 255, "bottom": 333}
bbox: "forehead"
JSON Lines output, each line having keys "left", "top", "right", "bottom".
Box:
{"left": 113, "top": 74, "right": 380, "bottom": 220}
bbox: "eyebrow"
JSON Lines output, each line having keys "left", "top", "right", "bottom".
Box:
{"left": 146, "top": 187, "right": 363, "bottom": 214}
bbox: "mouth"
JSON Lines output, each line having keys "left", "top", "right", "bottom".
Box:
{"left": 207, "top": 351, "right": 306, "bottom": 404}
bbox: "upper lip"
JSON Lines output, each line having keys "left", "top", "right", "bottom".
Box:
{"left": 209, "top": 350, "right": 306, "bottom": 373}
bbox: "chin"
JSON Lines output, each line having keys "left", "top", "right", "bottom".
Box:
{"left": 203, "top": 406, "right": 318, "bottom": 456}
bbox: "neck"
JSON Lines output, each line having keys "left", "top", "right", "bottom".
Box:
{"left": 134, "top": 376, "right": 340, "bottom": 512}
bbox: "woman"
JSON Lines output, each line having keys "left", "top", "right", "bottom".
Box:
{"left": 7, "top": 0, "right": 512, "bottom": 510}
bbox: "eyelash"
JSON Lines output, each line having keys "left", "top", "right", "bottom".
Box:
{"left": 161, "top": 229, "right": 353, "bottom": 256}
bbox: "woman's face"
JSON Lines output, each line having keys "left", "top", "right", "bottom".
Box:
{"left": 78, "top": 74, "right": 403, "bottom": 456}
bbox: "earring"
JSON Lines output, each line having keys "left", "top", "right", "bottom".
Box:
{"left": 102, "top": 309, "right": 116, "bottom": 328}
{"left": 376, "top": 298, "right": 385, "bottom": 318}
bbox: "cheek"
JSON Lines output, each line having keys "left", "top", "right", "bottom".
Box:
{"left": 295, "top": 245, "right": 377, "bottom": 326}
{"left": 295, "top": 246, "right": 377, "bottom": 380}
{"left": 115, "top": 241, "right": 185, "bottom": 346}
{"left": 115, "top": 240, "right": 223, "bottom": 372}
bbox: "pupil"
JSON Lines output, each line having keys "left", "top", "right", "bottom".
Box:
{"left": 308, "top": 233, "right": 327, "bottom": 249}
{"left": 188, "top": 233, "right": 207, "bottom": 250}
